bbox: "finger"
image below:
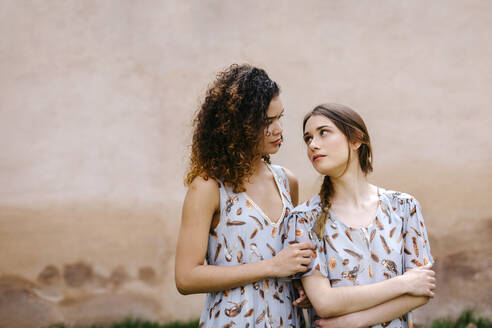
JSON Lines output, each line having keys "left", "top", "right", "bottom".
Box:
{"left": 422, "top": 263, "right": 433, "bottom": 269}
{"left": 299, "top": 249, "right": 315, "bottom": 257}
{"left": 300, "top": 258, "right": 312, "bottom": 265}
{"left": 422, "top": 270, "right": 435, "bottom": 276}
{"left": 405, "top": 267, "right": 419, "bottom": 272}
{"left": 420, "top": 270, "right": 435, "bottom": 277}
{"left": 293, "top": 242, "right": 309, "bottom": 249}
{"left": 292, "top": 298, "right": 300, "bottom": 306}
{"left": 296, "top": 242, "right": 315, "bottom": 250}
{"left": 293, "top": 296, "right": 306, "bottom": 306}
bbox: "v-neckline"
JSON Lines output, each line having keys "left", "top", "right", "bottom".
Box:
{"left": 243, "top": 164, "right": 286, "bottom": 227}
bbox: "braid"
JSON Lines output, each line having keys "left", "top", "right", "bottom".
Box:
{"left": 314, "top": 176, "right": 334, "bottom": 239}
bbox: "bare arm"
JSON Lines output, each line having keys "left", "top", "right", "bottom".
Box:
{"left": 301, "top": 265, "right": 434, "bottom": 318}
{"left": 175, "top": 177, "right": 312, "bottom": 295}
{"left": 314, "top": 295, "right": 429, "bottom": 328}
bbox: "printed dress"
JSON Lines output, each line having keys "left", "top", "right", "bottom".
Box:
{"left": 285, "top": 188, "right": 434, "bottom": 328}
{"left": 199, "top": 164, "right": 305, "bottom": 328}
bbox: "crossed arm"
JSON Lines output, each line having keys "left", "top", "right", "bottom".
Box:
{"left": 300, "top": 268, "right": 429, "bottom": 318}
{"left": 313, "top": 295, "right": 429, "bottom": 328}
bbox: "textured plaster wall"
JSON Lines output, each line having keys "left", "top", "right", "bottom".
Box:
{"left": 1, "top": 1, "right": 491, "bottom": 327}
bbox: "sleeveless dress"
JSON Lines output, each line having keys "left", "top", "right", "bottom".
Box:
{"left": 284, "top": 188, "right": 434, "bottom": 328}
{"left": 198, "top": 164, "right": 305, "bottom": 328}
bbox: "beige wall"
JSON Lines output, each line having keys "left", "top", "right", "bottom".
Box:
{"left": 1, "top": 1, "right": 491, "bottom": 326}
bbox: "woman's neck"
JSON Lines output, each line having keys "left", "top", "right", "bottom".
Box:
{"left": 246, "top": 158, "right": 268, "bottom": 184}
{"left": 330, "top": 163, "right": 374, "bottom": 208}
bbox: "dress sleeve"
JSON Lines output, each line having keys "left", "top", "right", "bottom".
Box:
{"left": 283, "top": 211, "right": 329, "bottom": 278}
{"left": 403, "top": 197, "right": 434, "bottom": 270}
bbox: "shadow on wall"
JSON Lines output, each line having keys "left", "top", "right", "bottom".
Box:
{"left": 0, "top": 263, "right": 162, "bottom": 328}
{"left": 0, "top": 202, "right": 183, "bottom": 328}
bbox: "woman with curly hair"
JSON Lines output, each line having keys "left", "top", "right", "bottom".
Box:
{"left": 286, "top": 103, "right": 436, "bottom": 328}
{"left": 175, "top": 64, "right": 312, "bottom": 327}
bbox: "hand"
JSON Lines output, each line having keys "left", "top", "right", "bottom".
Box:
{"left": 269, "top": 242, "right": 314, "bottom": 277}
{"left": 292, "top": 279, "right": 312, "bottom": 308}
{"left": 402, "top": 264, "right": 436, "bottom": 297}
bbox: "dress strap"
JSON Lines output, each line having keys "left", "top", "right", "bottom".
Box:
{"left": 268, "top": 164, "right": 289, "bottom": 194}
{"left": 217, "top": 179, "right": 230, "bottom": 215}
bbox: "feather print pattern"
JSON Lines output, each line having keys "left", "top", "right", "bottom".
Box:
{"left": 284, "top": 188, "right": 434, "bottom": 328}
{"left": 199, "top": 164, "right": 303, "bottom": 327}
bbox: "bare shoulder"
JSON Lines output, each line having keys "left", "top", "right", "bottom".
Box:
{"left": 189, "top": 176, "right": 220, "bottom": 193}
{"left": 186, "top": 176, "right": 220, "bottom": 209}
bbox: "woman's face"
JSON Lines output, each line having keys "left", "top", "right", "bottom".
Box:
{"left": 258, "top": 96, "right": 284, "bottom": 155}
{"left": 303, "top": 114, "right": 353, "bottom": 177}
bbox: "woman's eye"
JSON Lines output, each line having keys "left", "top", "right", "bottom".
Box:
{"left": 320, "top": 129, "right": 328, "bottom": 136}
{"left": 304, "top": 136, "right": 312, "bottom": 143}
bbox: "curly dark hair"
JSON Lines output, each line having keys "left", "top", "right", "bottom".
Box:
{"left": 185, "top": 64, "right": 280, "bottom": 193}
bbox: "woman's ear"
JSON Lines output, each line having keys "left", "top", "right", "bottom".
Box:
{"left": 350, "top": 140, "right": 362, "bottom": 151}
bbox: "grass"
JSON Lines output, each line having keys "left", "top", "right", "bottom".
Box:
{"left": 49, "top": 310, "right": 491, "bottom": 328}
{"left": 428, "top": 310, "right": 491, "bottom": 328}
{"left": 112, "top": 319, "right": 200, "bottom": 328}
{"left": 49, "top": 319, "right": 200, "bottom": 328}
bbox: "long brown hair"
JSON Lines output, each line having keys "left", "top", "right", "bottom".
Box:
{"left": 185, "top": 64, "right": 280, "bottom": 193}
{"left": 302, "top": 103, "right": 373, "bottom": 238}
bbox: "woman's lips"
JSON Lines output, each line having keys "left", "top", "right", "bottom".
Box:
{"left": 271, "top": 139, "right": 282, "bottom": 145}
{"left": 312, "top": 154, "right": 326, "bottom": 162}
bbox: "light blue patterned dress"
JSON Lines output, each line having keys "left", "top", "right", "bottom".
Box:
{"left": 285, "top": 188, "right": 434, "bottom": 328}
{"left": 198, "top": 164, "right": 305, "bottom": 328}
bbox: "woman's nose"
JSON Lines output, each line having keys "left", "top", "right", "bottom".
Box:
{"left": 270, "top": 120, "right": 282, "bottom": 135}
{"left": 308, "top": 139, "right": 320, "bottom": 150}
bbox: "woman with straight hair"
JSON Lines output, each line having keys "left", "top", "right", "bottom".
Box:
{"left": 286, "top": 103, "right": 436, "bottom": 328}
{"left": 175, "top": 64, "right": 313, "bottom": 327}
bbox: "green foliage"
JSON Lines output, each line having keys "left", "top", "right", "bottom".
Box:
{"left": 111, "top": 318, "right": 199, "bottom": 328}
{"left": 429, "top": 310, "right": 491, "bottom": 328}
{"left": 48, "top": 318, "right": 200, "bottom": 328}
{"left": 49, "top": 311, "right": 492, "bottom": 328}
